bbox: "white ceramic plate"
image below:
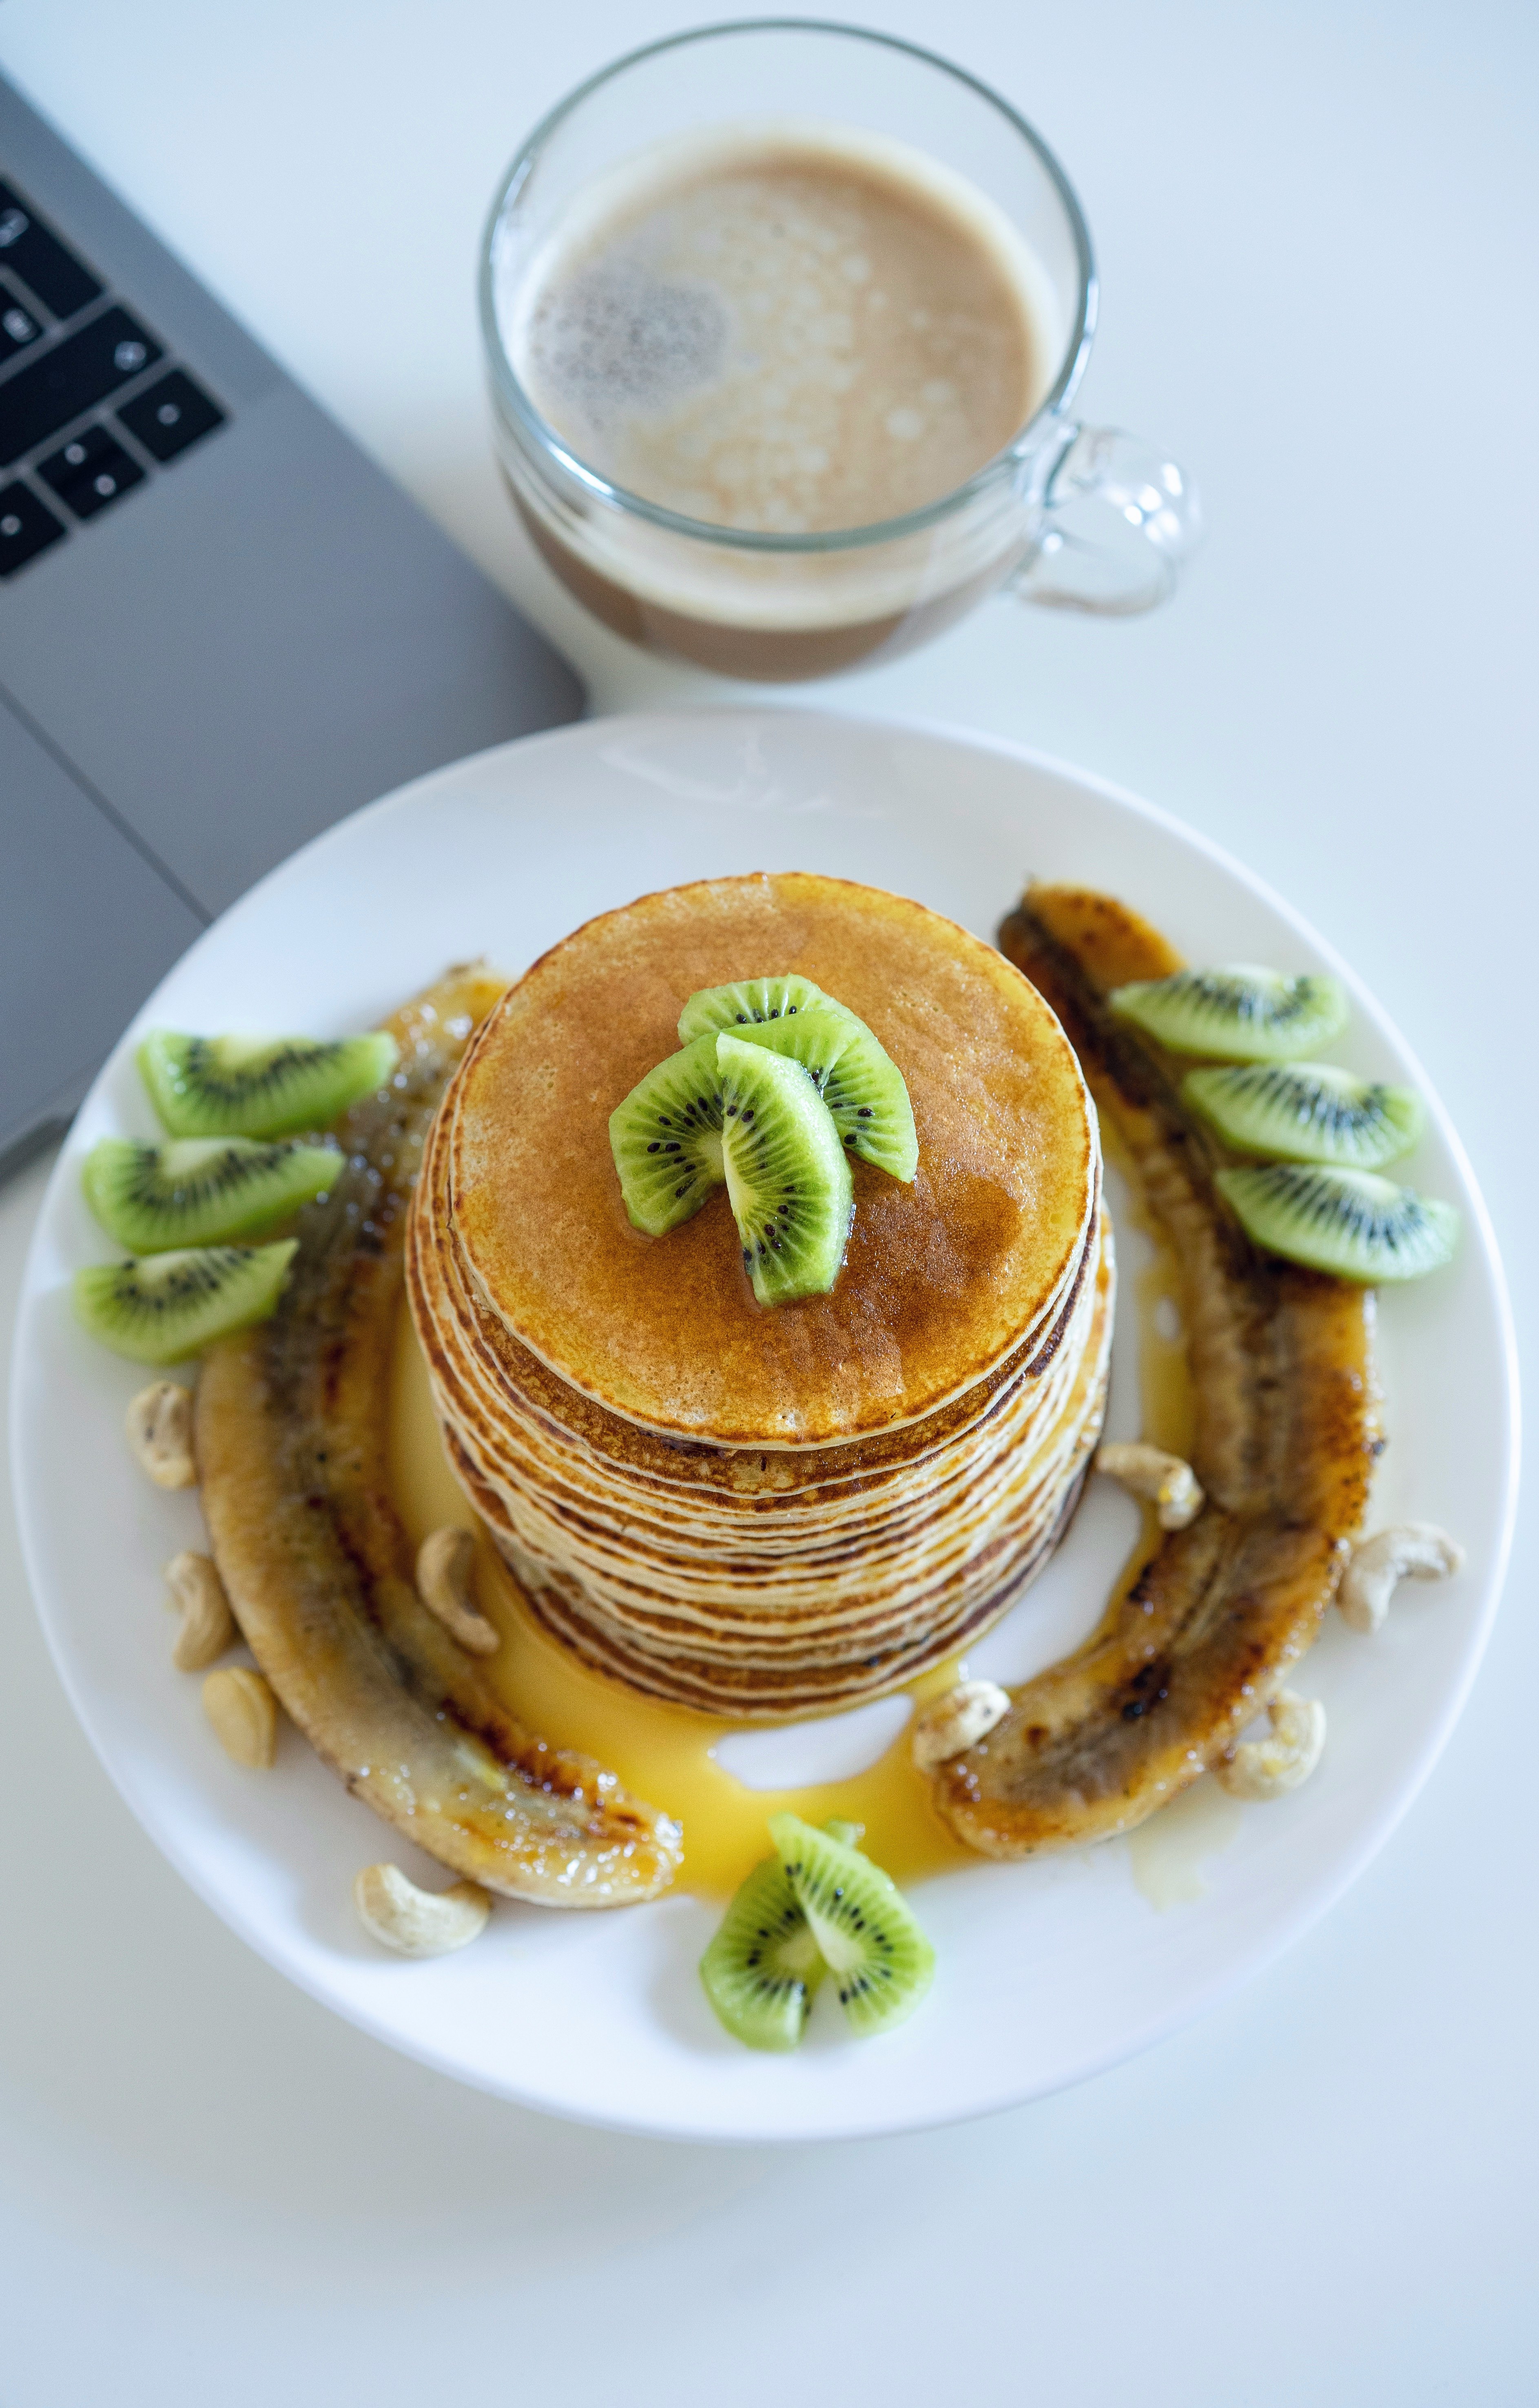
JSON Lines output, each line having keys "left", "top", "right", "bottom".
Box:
{"left": 11, "top": 711, "right": 1517, "bottom": 2143}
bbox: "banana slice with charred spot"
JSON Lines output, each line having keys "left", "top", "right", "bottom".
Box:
{"left": 195, "top": 969, "right": 683, "bottom": 1907}
{"left": 923, "top": 888, "right": 1381, "bottom": 1858}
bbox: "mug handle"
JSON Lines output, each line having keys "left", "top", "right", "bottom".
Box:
{"left": 1010, "top": 424, "right": 1201, "bottom": 615}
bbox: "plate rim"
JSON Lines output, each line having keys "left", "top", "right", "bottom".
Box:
{"left": 9, "top": 705, "right": 1521, "bottom": 2142}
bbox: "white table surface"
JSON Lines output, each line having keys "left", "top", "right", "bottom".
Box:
{"left": 2, "top": 2, "right": 1534, "bottom": 2399}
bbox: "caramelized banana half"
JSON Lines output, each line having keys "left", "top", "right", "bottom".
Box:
{"left": 926, "top": 888, "right": 1382, "bottom": 1858}
{"left": 195, "top": 969, "right": 683, "bottom": 1906}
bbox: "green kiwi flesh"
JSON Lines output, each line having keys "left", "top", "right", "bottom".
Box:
{"left": 1109, "top": 966, "right": 1348, "bottom": 1061}
{"left": 729, "top": 1008, "right": 919, "bottom": 1183}
{"left": 608, "top": 1034, "right": 726, "bottom": 1236}
{"left": 677, "top": 974, "right": 855, "bottom": 1044}
{"left": 1215, "top": 1164, "right": 1459, "bottom": 1282}
{"left": 73, "top": 1241, "right": 297, "bottom": 1365}
{"left": 768, "top": 1812, "right": 935, "bottom": 2036}
{"left": 717, "top": 1035, "right": 853, "bottom": 1306}
{"left": 1183, "top": 1062, "right": 1424, "bottom": 1169}
{"left": 699, "top": 1851, "right": 826, "bottom": 2051}
{"left": 83, "top": 1136, "right": 341, "bottom": 1252}
{"left": 138, "top": 1030, "right": 399, "bottom": 1139}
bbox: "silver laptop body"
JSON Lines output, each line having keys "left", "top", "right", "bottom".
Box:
{"left": 0, "top": 73, "right": 583, "bottom": 1176}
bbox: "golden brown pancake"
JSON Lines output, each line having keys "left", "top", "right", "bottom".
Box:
{"left": 407, "top": 873, "right": 1110, "bottom": 1719}
{"left": 448, "top": 873, "right": 1095, "bottom": 1446}
{"left": 418, "top": 1092, "right": 1101, "bottom": 1503}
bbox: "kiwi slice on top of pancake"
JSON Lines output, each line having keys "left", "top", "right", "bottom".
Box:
{"left": 610, "top": 1032, "right": 854, "bottom": 1303}
{"left": 680, "top": 976, "right": 917, "bottom": 1181}
{"left": 677, "top": 973, "right": 854, "bottom": 1043}
{"left": 608, "top": 1033, "right": 727, "bottom": 1236}
{"left": 139, "top": 1029, "right": 399, "bottom": 1139}
{"left": 613, "top": 972, "right": 911, "bottom": 1301}
{"left": 717, "top": 1035, "right": 853, "bottom": 1305}
{"left": 730, "top": 1008, "right": 919, "bottom": 1183}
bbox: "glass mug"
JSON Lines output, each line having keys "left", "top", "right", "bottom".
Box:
{"left": 479, "top": 19, "right": 1198, "bottom": 682}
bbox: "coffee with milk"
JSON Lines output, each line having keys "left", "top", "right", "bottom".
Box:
{"left": 501, "top": 124, "right": 1063, "bottom": 676}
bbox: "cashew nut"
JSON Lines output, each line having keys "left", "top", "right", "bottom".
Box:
{"left": 1096, "top": 1441, "right": 1205, "bottom": 1530}
{"left": 202, "top": 1666, "right": 278, "bottom": 1767}
{"left": 1214, "top": 1690, "right": 1326, "bottom": 1801}
{"left": 166, "top": 1550, "right": 237, "bottom": 1671}
{"left": 1338, "top": 1524, "right": 1464, "bottom": 1635}
{"left": 911, "top": 1679, "right": 1012, "bottom": 1770}
{"left": 353, "top": 1862, "right": 492, "bottom": 1957}
{"left": 126, "top": 1380, "right": 196, "bottom": 1489}
{"left": 416, "top": 1527, "right": 499, "bottom": 1655}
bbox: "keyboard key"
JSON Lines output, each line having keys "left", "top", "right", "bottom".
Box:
{"left": 0, "top": 479, "right": 66, "bottom": 576}
{"left": 0, "top": 306, "right": 164, "bottom": 467}
{"left": 0, "top": 283, "right": 43, "bottom": 363}
{"left": 0, "top": 180, "right": 104, "bottom": 320}
{"left": 37, "top": 423, "right": 146, "bottom": 520}
{"left": 116, "top": 368, "right": 226, "bottom": 463}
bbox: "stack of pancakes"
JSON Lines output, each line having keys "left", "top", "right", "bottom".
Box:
{"left": 407, "top": 873, "right": 1112, "bottom": 1720}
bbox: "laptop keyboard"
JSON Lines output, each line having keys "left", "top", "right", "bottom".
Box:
{"left": 0, "top": 175, "right": 224, "bottom": 576}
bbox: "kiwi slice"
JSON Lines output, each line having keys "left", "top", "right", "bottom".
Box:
{"left": 609, "top": 1033, "right": 726, "bottom": 1235}
{"left": 678, "top": 974, "right": 854, "bottom": 1044}
{"left": 717, "top": 1034, "right": 853, "bottom": 1305}
{"left": 74, "top": 1241, "right": 297, "bottom": 1365}
{"left": 730, "top": 1009, "right": 919, "bottom": 1183}
{"left": 1216, "top": 1164, "right": 1459, "bottom": 1282}
{"left": 83, "top": 1135, "right": 341, "bottom": 1252}
{"left": 699, "top": 1850, "right": 826, "bottom": 2051}
{"left": 1109, "top": 966, "right": 1348, "bottom": 1061}
{"left": 138, "top": 1030, "right": 399, "bottom": 1139}
{"left": 768, "top": 1812, "right": 935, "bottom": 2037}
{"left": 699, "top": 1819, "right": 875, "bottom": 2051}
{"left": 609, "top": 1030, "right": 855, "bottom": 1295}
{"left": 1184, "top": 1062, "right": 1424, "bottom": 1169}
{"left": 678, "top": 977, "right": 917, "bottom": 1180}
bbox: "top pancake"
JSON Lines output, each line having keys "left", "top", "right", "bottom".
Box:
{"left": 448, "top": 873, "right": 1094, "bottom": 1446}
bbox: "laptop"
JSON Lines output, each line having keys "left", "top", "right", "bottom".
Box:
{"left": 0, "top": 73, "right": 584, "bottom": 1179}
